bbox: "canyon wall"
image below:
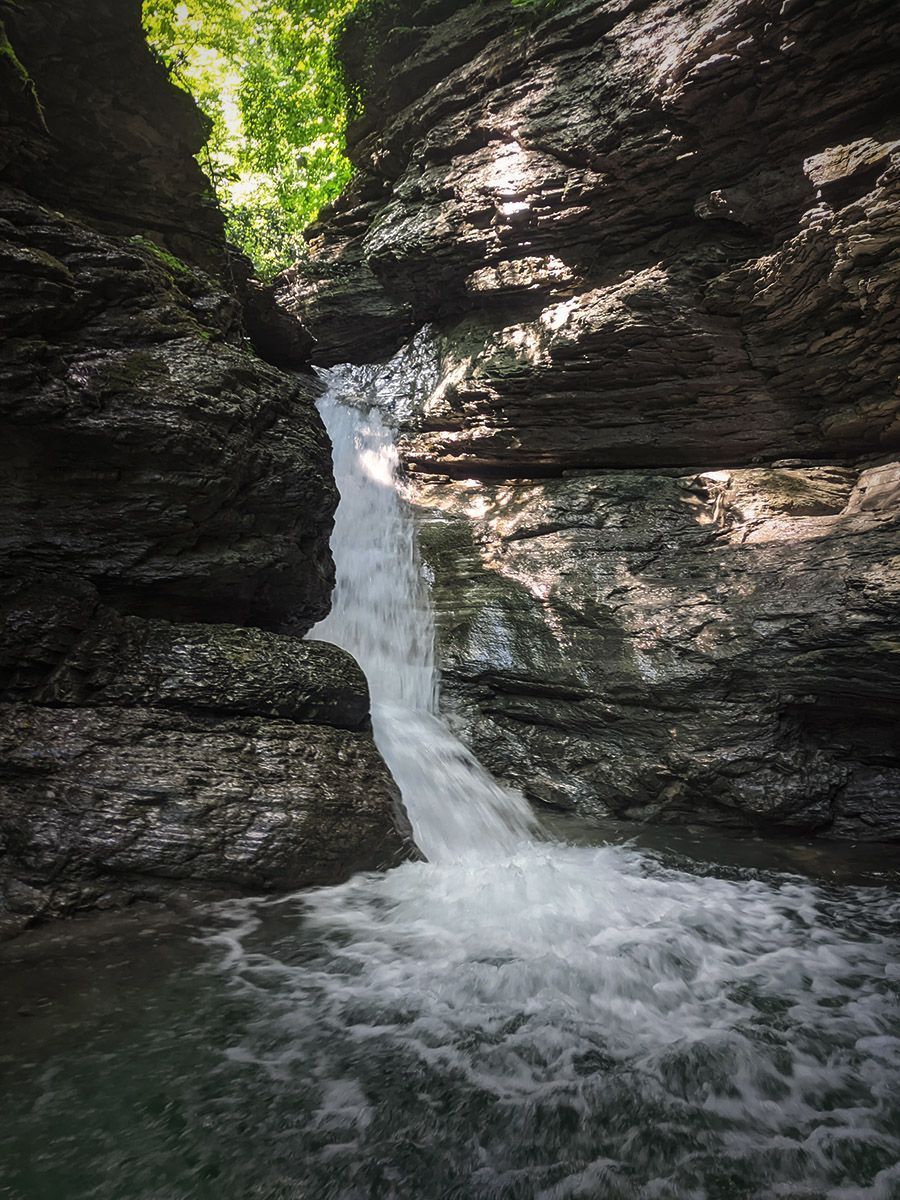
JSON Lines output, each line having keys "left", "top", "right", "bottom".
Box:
{"left": 291, "top": 0, "right": 900, "bottom": 838}
{"left": 0, "top": 0, "right": 411, "bottom": 936}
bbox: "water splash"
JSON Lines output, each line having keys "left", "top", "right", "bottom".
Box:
{"left": 207, "top": 370, "right": 900, "bottom": 1199}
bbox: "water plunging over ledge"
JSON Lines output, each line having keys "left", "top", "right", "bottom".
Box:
{"left": 309, "top": 382, "right": 536, "bottom": 860}
{"left": 288, "top": 374, "right": 900, "bottom": 1197}
{"left": 0, "top": 374, "right": 898, "bottom": 1200}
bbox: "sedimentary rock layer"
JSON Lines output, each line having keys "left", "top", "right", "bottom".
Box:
{"left": 298, "top": 0, "right": 900, "bottom": 836}
{"left": 289, "top": 0, "right": 900, "bottom": 477}
{"left": 0, "top": 187, "right": 335, "bottom": 632}
{"left": 0, "top": 578, "right": 411, "bottom": 937}
{"left": 415, "top": 462, "right": 900, "bottom": 838}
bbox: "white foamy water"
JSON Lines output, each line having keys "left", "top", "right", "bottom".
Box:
{"left": 208, "top": 372, "right": 900, "bottom": 1200}
{"left": 309, "top": 385, "right": 536, "bottom": 860}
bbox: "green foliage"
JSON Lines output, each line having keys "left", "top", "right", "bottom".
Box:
{"left": 142, "top": 0, "right": 358, "bottom": 279}
{"left": 142, "top": 0, "right": 541, "bottom": 277}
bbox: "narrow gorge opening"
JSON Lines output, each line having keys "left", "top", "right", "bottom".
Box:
{"left": 2, "top": 1, "right": 899, "bottom": 1197}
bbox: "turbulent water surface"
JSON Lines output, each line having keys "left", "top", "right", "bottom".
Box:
{"left": 1, "top": 377, "right": 899, "bottom": 1200}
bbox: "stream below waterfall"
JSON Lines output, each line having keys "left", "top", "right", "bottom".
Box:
{"left": 1, "top": 378, "right": 899, "bottom": 1200}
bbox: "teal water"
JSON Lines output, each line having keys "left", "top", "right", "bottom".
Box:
{"left": 1, "top": 830, "right": 898, "bottom": 1200}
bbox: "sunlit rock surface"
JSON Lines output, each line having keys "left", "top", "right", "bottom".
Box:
{"left": 299, "top": 0, "right": 900, "bottom": 836}
{"left": 412, "top": 463, "right": 900, "bottom": 837}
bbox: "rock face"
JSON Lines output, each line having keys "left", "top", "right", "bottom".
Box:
{"left": 1, "top": 0, "right": 226, "bottom": 271}
{"left": 0, "top": 189, "right": 334, "bottom": 632}
{"left": 0, "top": 2, "right": 412, "bottom": 933}
{"left": 296, "top": 0, "right": 900, "bottom": 837}
{"left": 0, "top": 577, "right": 411, "bottom": 936}
{"left": 414, "top": 462, "right": 900, "bottom": 839}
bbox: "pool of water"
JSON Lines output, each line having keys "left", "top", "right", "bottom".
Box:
{"left": 1, "top": 824, "right": 898, "bottom": 1200}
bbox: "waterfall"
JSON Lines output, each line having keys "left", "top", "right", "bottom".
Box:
{"left": 309, "top": 379, "right": 536, "bottom": 861}
{"left": 203, "top": 371, "right": 900, "bottom": 1199}
{"left": 1, "top": 359, "right": 896, "bottom": 1200}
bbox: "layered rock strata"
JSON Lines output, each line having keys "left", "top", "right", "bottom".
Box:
{"left": 0, "top": 188, "right": 335, "bottom": 632}
{"left": 294, "top": 0, "right": 900, "bottom": 836}
{"left": 0, "top": 577, "right": 410, "bottom": 937}
{"left": 0, "top": 1, "right": 411, "bottom": 933}
{"left": 415, "top": 461, "right": 900, "bottom": 838}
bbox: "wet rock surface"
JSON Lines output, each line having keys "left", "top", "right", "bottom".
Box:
{"left": 1, "top": 576, "right": 373, "bottom": 730}
{"left": 0, "top": 2, "right": 409, "bottom": 933}
{"left": 0, "top": 580, "right": 412, "bottom": 937}
{"left": 302, "top": 0, "right": 900, "bottom": 836}
{"left": 0, "top": 704, "right": 409, "bottom": 938}
{"left": 0, "top": 187, "right": 334, "bottom": 632}
{"left": 413, "top": 464, "right": 900, "bottom": 838}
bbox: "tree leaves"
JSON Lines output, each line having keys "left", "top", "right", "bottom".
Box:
{"left": 142, "top": 0, "right": 357, "bottom": 279}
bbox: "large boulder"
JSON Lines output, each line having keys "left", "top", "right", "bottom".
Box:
{"left": 0, "top": 578, "right": 413, "bottom": 937}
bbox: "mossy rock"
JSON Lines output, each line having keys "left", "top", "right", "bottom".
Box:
{"left": 0, "top": 14, "right": 46, "bottom": 130}
{"left": 128, "top": 235, "right": 193, "bottom": 281}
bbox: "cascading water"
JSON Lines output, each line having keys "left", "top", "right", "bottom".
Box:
{"left": 205, "top": 373, "right": 900, "bottom": 1198}
{"left": 309, "top": 385, "right": 536, "bottom": 860}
